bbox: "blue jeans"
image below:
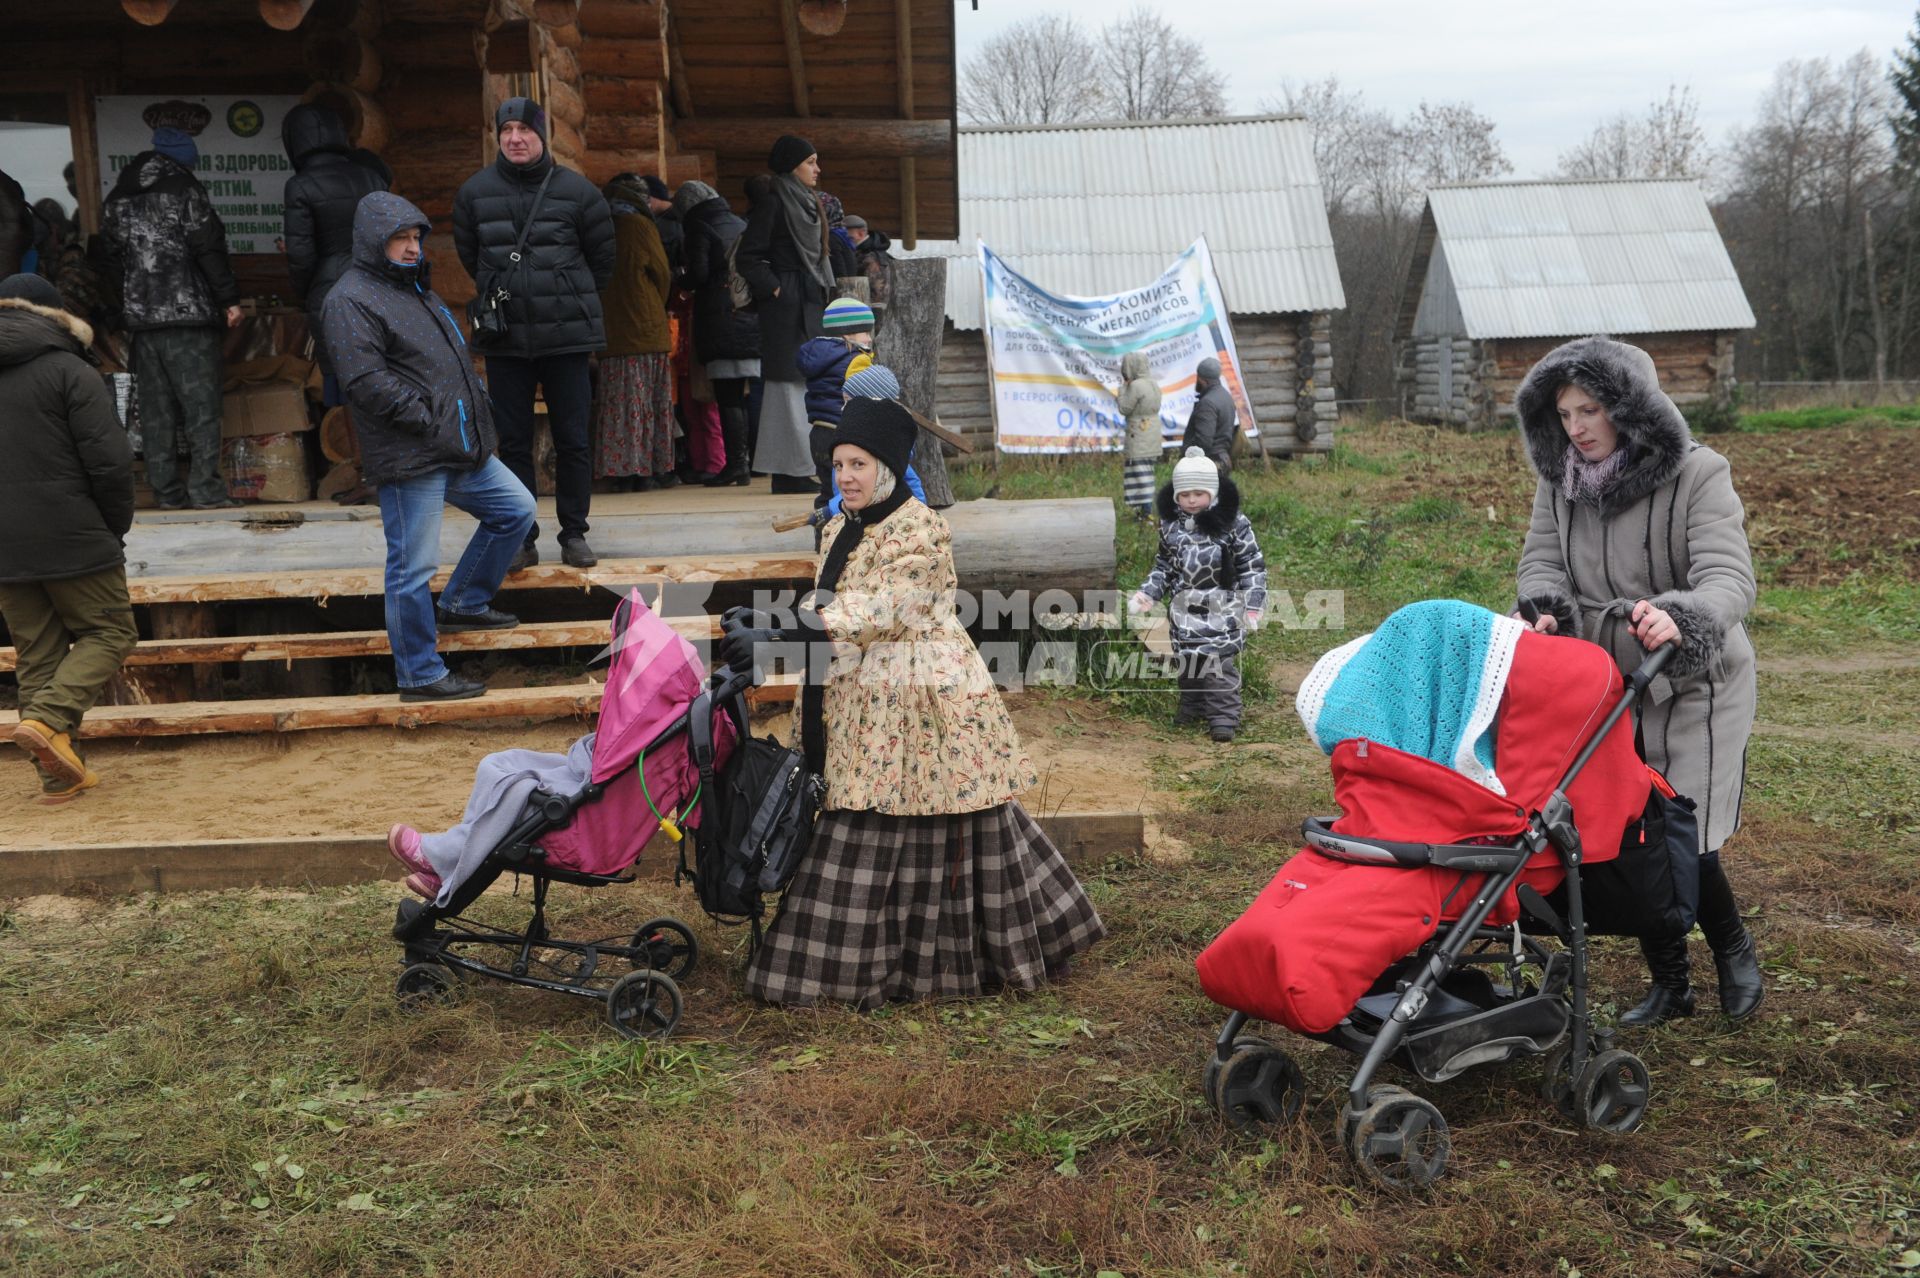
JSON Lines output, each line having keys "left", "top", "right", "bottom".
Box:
{"left": 378, "top": 457, "right": 536, "bottom": 688}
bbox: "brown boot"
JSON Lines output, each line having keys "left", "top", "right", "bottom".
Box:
{"left": 12, "top": 719, "right": 87, "bottom": 787}
{"left": 38, "top": 769, "right": 101, "bottom": 806}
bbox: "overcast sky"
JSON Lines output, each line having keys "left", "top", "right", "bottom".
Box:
{"left": 952, "top": 0, "right": 1920, "bottom": 177}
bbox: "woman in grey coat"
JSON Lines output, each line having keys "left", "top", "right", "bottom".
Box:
{"left": 1513, "top": 336, "right": 1763, "bottom": 1027}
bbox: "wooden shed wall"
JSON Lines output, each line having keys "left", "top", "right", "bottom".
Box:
{"left": 1398, "top": 330, "right": 1736, "bottom": 428}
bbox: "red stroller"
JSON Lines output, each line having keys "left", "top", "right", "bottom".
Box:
{"left": 391, "top": 592, "right": 743, "bottom": 1040}
{"left": 1195, "top": 619, "right": 1670, "bottom": 1188}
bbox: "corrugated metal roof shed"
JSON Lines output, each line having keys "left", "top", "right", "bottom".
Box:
{"left": 896, "top": 116, "right": 1345, "bottom": 331}
{"left": 1403, "top": 178, "right": 1756, "bottom": 340}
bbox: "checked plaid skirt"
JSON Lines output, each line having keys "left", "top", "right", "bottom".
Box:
{"left": 743, "top": 801, "right": 1106, "bottom": 1009}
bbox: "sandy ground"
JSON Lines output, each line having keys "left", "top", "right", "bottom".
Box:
{"left": 0, "top": 694, "right": 1209, "bottom": 861}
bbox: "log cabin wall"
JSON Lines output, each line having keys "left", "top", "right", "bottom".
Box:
{"left": 11, "top": 0, "right": 956, "bottom": 311}
{"left": 936, "top": 314, "right": 1333, "bottom": 460}
{"left": 1400, "top": 330, "right": 1730, "bottom": 429}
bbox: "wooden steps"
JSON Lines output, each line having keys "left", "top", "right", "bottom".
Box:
{"left": 123, "top": 554, "right": 818, "bottom": 605}
{"left": 0, "top": 618, "right": 721, "bottom": 673}
{"left": 0, "top": 675, "right": 798, "bottom": 741}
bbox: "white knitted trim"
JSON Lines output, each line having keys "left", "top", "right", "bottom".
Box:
{"left": 1452, "top": 614, "right": 1526, "bottom": 794}
{"left": 1295, "top": 631, "right": 1371, "bottom": 748}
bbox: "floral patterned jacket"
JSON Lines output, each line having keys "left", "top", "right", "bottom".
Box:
{"left": 804, "top": 499, "right": 1036, "bottom": 815}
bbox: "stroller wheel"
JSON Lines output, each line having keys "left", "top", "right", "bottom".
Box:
{"left": 1541, "top": 1045, "right": 1580, "bottom": 1122}
{"left": 607, "top": 969, "right": 684, "bottom": 1041}
{"left": 1344, "top": 1088, "right": 1450, "bottom": 1190}
{"left": 1574, "top": 1049, "right": 1651, "bottom": 1133}
{"left": 1201, "top": 1034, "right": 1277, "bottom": 1111}
{"left": 629, "top": 917, "right": 699, "bottom": 981}
{"left": 1212, "top": 1043, "right": 1306, "bottom": 1133}
{"left": 395, "top": 962, "right": 459, "bottom": 1010}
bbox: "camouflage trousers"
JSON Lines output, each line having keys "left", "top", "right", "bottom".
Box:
{"left": 132, "top": 326, "right": 226, "bottom": 507}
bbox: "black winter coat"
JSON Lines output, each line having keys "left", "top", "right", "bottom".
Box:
{"left": 736, "top": 185, "right": 826, "bottom": 381}
{"left": 282, "top": 105, "right": 391, "bottom": 317}
{"left": 653, "top": 210, "right": 684, "bottom": 273}
{"left": 101, "top": 152, "right": 239, "bottom": 332}
{"left": 0, "top": 298, "right": 133, "bottom": 583}
{"left": 452, "top": 151, "right": 615, "bottom": 359}
{"left": 320, "top": 193, "right": 498, "bottom": 488}
{"left": 1182, "top": 379, "right": 1238, "bottom": 474}
{"left": 679, "top": 196, "right": 760, "bottom": 366}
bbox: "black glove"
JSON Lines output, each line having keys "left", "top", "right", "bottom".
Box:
{"left": 721, "top": 606, "right": 773, "bottom": 635}
{"left": 718, "top": 626, "right": 782, "bottom": 675}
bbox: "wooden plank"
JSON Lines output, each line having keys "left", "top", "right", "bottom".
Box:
{"left": 0, "top": 618, "right": 723, "bottom": 673}
{"left": 665, "top": 9, "right": 694, "bottom": 118}
{"left": 0, "top": 811, "right": 1140, "bottom": 898}
{"left": 779, "top": 0, "right": 810, "bottom": 115}
{"left": 671, "top": 116, "right": 948, "bottom": 158}
{"left": 0, "top": 677, "right": 798, "bottom": 742}
{"left": 121, "top": 555, "right": 818, "bottom": 606}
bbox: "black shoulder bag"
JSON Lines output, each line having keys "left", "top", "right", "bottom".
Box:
{"left": 467, "top": 167, "right": 553, "bottom": 344}
{"left": 680, "top": 685, "right": 826, "bottom": 943}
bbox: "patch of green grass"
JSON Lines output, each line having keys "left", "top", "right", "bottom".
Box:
{"left": 1735, "top": 403, "right": 1920, "bottom": 433}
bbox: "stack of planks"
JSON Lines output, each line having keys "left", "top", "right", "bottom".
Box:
{"left": 0, "top": 555, "right": 811, "bottom": 741}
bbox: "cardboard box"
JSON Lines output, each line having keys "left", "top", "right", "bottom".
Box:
{"left": 221, "top": 381, "right": 313, "bottom": 439}
{"left": 222, "top": 432, "right": 312, "bottom": 503}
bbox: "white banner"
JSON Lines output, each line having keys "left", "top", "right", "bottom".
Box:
{"left": 96, "top": 95, "right": 303, "bottom": 255}
{"left": 979, "top": 237, "right": 1256, "bottom": 454}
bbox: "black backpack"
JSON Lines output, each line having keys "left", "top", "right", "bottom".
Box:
{"left": 681, "top": 687, "right": 825, "bottom": 942}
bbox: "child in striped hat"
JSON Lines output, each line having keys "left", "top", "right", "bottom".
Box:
{"left": 795, "top": 296, "right": 878, "bottom": 506}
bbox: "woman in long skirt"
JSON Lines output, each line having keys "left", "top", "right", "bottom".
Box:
{"left": 593, "top": 174, "right": 675, "bottom": 484}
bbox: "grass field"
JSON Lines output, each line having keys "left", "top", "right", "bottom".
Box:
{"left": 2, "top": 417, "right": 1916, "bottom": 1277}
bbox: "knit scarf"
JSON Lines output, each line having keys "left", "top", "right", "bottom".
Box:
{"left": 1561, "top": 442, "right": 1631, "bottom": 505}
{"left": 797, "top": 480, "right": 913, "bottom": 774}
{"left": 772, "top": 173, "right": 834, "bottom": 292}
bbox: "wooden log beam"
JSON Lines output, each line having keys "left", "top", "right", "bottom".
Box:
{"left": 577, "top": 0, "right": 663, "bottom": 38}
{"left": 0, "top": 811, "right": 1139, "bottom": 898}
{"left": 304, "top": 27, "right": 384, "bottom": 92}
{"left": 260, "top": 0, "right": 319, "bottom": 30}
{"left": 779, "top": 0, "right": 810, "bottom": 116}
{"left": 584, "top": 149, "right": 666, "bottom": 186}
{"left": 672, "top": 117, "right": 949, "bottom": 159}
{"left": 662, "top": 150, "right": 715, "bottom": 187}
{"left": 583, "top": 75, "right": 661, "bottom": 116}
{"left": 531, "top": 0, "right": 578, "bottom": 25}
{"left": 576, "top": 35, "right": 667, "bottom": 80}
{"left": 665, "top": 11, "right": 694, "bottom": 118}
{"left": 302, "top": 82, "right": 391, "bottom": 151}
{"left": 121, "top": 0, "right": 178, "bottom": 25}
{"left": 545, "top": 76, "right": 586, "bottom": 128}
{"left": 121, "top": 555, "right": 819, "bottom": 606}
{"left": 896, "top": 0, "right": 918, "bottom": 248}
{"left": 67, "top": 78, "right": 103, "bottom": 238}
{"left": 584, "top": 113, "right": 663, "bottom": 153}
{"left": 0, "top": 618, "right": 720, "bottom": 672}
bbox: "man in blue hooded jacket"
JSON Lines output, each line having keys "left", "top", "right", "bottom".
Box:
{"left": 321, "top": 192, "right": 536, "bottom": 702}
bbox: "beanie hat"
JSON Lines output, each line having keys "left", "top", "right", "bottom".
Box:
{"left": 0, "top": 273, "right": 65, "bottom": 308}
{"left": 494, "top": 97, "right": 547, "bottom": 140}
{"left": 835, "top": 396, "right": 916, "bottom": 481}
{"left": 1170, "top": 445, "right": 1220, "bottom": 500}
{"left": 1195, "top": 356, "right": 1222, "bottom": 385}
{"left": 823, "top": 297, "right": 875, "bottom": 332}
{"left": 152, "top": 126, "right": 198, "bottom": 169}
{"left": 768, "top": 134, "right": 816, "bottom": 175}
{"left": 843, "top": 363, "right": 900, "bottom": 400}
{"left": 640, "top": 174, "right": 670, "bottom": 201}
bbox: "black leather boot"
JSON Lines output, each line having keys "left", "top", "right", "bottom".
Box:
{"left": 1698, "top": 856, "right": 1764, "bottom": 1020}
{"left": 1619, "top": 933, "right": 1696, "bottom": 1027}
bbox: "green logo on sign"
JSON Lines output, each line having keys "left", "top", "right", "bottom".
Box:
{"left": 227, "top": 101, "right": 264, "bottom": 138}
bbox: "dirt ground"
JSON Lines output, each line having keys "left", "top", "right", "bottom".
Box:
{"left": 0, "top": 694, "right": 1211, "bottom": 859}
{"left": 1715, "top": 426, "right": 1920, "bottom": 584}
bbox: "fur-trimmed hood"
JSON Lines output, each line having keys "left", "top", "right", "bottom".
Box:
{"left": 1156, "top": 472, "right": 1241, "bottom": 536}
{"left": 0, "top": 296, "right": 93, "bottom": 367}
{"left": 1514, "top": 335, "right": 1694, "bottom": 517}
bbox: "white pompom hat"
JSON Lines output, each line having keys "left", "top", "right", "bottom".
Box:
{"left": 1170, "top": 445, "right": 1219, "bottom": 499}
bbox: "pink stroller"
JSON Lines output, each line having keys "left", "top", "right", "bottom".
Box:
{"left": 391, "top": 592, "right": 742, "bottom": 1039}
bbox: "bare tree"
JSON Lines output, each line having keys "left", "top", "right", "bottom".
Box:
{"left": 1267, "top": 77, "right": 1383, "bottom": 213}
{"left": 956, "top": 14, "right": 1104, "bottom": 127}
{"left": 1404, "top": 101, "right": 1514, "bottom": 187}
{"left": 1558, "top": 86, "right": 1710, "bottom": 180}
{"left": 1095, "top": 6, "right": 1228, "bottom": 121}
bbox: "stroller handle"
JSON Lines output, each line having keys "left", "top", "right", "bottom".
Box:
{"left": 1625, "top": 641, "right": 1676, "bottom": 696}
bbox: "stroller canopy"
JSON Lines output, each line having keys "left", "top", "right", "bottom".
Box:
{"left": 591, "top": 591, "right": 714, "bottom": 786}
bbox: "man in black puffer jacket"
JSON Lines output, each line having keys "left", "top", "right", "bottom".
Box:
{"left": 323, "top": 193, "right": 536, "bottom": 704}
{"left": 281, "top": 103, "right": 389, "bottom": 385}
{"left": 0, "top": 274, "right": 139, "bottom": 804}
{"left": 101, "top": 128, "right": 243, "bottom": 510}
{"left": 454, "top": 98, "right": 615, "bottom": 570}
